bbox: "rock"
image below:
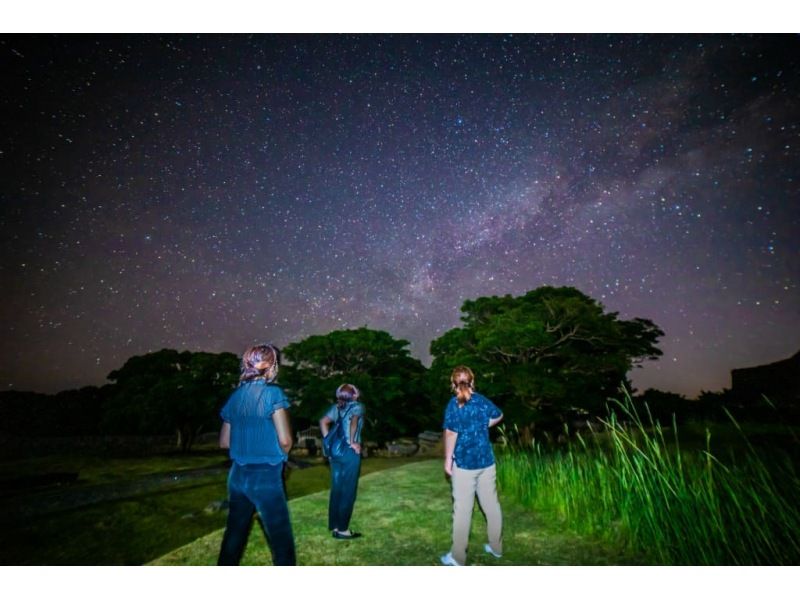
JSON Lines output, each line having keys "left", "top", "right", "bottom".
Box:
{"left": 418, "top": 430, "right": 441, "bottom": 443}
{"left": 416, "top": 430, "right": 443, "bottom": 455}
{"left": 362, "top": 441, "right": 379, "bottom": 458}
{"left": 204, "top": 500, "right": 228, "bottom": 514}
{"left": 387, "top": 441, "right": 419, "bottom": 457}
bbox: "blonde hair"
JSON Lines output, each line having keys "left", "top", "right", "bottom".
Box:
{"left": 450, "top": 366, "right": 475, "bottom": 405}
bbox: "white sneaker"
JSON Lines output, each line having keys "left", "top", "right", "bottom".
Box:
{"left": 484, "top": 543, "right": 502, "bottom": 558}
{"left": 440, "top": 552, "right": 461, "bottom": 566}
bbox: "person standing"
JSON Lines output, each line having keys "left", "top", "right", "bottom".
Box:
{"left": 441, "top": 366, "right": 504, "bottom": 566}
{"left": 217, "top": 343, "right": 296, "bottom": 565}
{"left": 320, "top": 383, "right": 365, "bottom": 539}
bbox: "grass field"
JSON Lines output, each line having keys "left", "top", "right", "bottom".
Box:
{"left": 496, "top": 400, "right": 800, "bottom": 565}
{"left": 151, "top": 459, "right": 638, "bottom": 565}
{"left": 0, "top": 452, "right": 432, "bottom": 565}
{"left": 0, "top": 451, "right": 227, "bottom": 489}
{"left": 5, "top": 411, "right": 797, "bottom": 566}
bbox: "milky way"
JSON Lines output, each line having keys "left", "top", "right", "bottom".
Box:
{"left": 1, "top": 34, "right": 798, "bottom": 396}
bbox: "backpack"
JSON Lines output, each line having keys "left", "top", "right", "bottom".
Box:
{"left": 322, "top": 403, "right": 354, "bottom": 459}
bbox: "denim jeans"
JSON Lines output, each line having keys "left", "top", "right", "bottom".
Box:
{"left": 328, "top": 448, "right": 361, "bottom": 531}
{"left": 218, "top": 462, "right": 296, "bottom": 565}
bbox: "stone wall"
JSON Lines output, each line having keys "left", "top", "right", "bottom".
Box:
{"left": 368, "top": 431, "right": 443, "bottom": 458}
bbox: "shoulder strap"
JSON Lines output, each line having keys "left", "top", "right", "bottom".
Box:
{"left": 333, "top": 402, "right": 355, "bottom": 438}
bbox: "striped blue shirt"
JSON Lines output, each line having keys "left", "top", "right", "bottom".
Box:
{"left": 220, "top": 380, "right": 290, "bottom": 465}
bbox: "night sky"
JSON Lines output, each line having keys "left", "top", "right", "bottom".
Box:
{"left": 1, "top": 34, "right": 798, "bottom": 397}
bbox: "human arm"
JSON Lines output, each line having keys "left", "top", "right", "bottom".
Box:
{"left": 487, "top": 397, "right": 503, "bottom": 428}
{"left": 219, "top": 422, "right": 231, "bottom": 449}
{"left": 349, "top": 415, "right": 361, "bottom": 455}
{"left": 442, "top": 400, "right": 459, "bottom": 476}
{"left": 443, "top": 429, "right": 457, "bottom": 476}
{"left": 319, "top": 414, "right": 333, "bottom": 437}
{"left": 272, "top": 408, "right": 293, "bottom": 453}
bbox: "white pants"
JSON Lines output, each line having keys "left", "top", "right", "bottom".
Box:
{"left": 450, "top": 463, "right": 503, "bottom": 565}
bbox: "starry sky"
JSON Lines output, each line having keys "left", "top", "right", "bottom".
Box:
{"left": 1, "top": 34, "right": 798, "bottom": 397}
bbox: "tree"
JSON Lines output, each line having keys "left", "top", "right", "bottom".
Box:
{"left": 695, "top": 388, "right": 735, "bottom": 422}
{"left": 0, "top": 385, "right": 112, "bottom": 437}
{"left": 633, "top": 388, "right": 690, "bottom": 424}
{"left": 103, "top": 349, "right": 239, "bottom": 451}
{"left": 52, "top": 385, "right": 114, "bottom": 435}
{"left": 429, "top": 286, "right": 664, "bottom": 433}
{"left": 281, "top": 328, "right": 433, "bottom": 444}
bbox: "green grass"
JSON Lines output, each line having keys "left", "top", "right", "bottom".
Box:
{"left": 1, "top": 478, "right": 231, "bottom": 565}
{"left": 151, "top": 459, "right": 637, "bottom": 565}
{"left": 0, "top": 454, "right": 435, "bottom": 565}
{"left": 11, "top": 409, "right": 794, "bottom": 566}
{"left": 283, "top": 455, "right": 433, "bottom": 499}
{"left": 495, "top": 396, "right": 800, "bottom": 565}
{"left": 0, "top": 450, "right": 228, "bottom": 487}
{"left": 0, "top": 448, "right": 234, "bottom": 564}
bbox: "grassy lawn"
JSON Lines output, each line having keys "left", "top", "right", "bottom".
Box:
{"left": 284, "top": 455, "right": 432, "bottom": 498}
{"left": 0, "top": 449, "right": 228, "bottom": 489}
{"left": 151, "top": 459, "right": 637, "bottom": 565}
{"left": 1, "top": 478, "right": 231, "bottom": 565}
{"left": 0, "top": 454, "right": 433, "bottom": 565}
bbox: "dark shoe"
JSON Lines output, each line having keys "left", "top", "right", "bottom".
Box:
{"left": 332, "top": 530, "right": 362, "bottom": 540}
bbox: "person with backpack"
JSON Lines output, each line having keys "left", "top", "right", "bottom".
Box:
{"left": 320, "top": 383, "right": 365, "bottom": 539}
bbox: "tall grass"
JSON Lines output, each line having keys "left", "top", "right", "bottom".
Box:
{"left": 496, "top": 391, "right": 800, "bottom": 564}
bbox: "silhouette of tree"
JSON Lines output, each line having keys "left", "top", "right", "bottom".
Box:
{"left": 429, "top": 286, "right": 664, "bottom": 432}
{"left": 282, "top": 328, "right": 432, "bottom": 444}
{"left": 103, "top": 349, "right": 239, "bottom": 451}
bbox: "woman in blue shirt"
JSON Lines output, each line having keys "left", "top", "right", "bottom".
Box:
{"left": 441, "top": 366, "right": 504, "bottom": 566}
{"left": 320, "top": 383, "right": 365, "bottom": 539}
{"left": 217, "top": 343, "right": 296, "bottom": 565}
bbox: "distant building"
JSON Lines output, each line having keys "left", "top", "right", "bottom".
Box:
{"left": 297, "top": 426, "right": 322, "bottom": 449}
{"left": 731, "top": 350, "right": 800, "bottom": 410}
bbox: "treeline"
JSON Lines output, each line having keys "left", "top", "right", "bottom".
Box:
{"left": 1, "top": 286, "right": 787, "bottom": 453}
{"left": 0, "top": 387, "right": 115, "bottom": 437}
{"left": 630, "top": 388, "right": 798, "bottom": 426}
{"left": 0, "top": 351, "right": 239, "bottom": 451}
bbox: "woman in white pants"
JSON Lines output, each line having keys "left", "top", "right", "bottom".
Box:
{"left": 441, "top": 365, "right": 504, "bottom": 566}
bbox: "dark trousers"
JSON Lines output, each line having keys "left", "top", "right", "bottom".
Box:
{"left": 328, "top": 448, "right": 362, "bottom": 531}
{"left": 218, "top": 462, "right": 296, "bottom": 565}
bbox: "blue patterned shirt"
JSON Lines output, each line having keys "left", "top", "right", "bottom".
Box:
{"left": 220, "top": 380, "right": 291, "bottom": 465}
{"left": 443, "top": 392, "right": 502, "bottom": 470}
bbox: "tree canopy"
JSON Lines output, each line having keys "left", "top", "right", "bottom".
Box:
{"left": 429, "top": 286, "right": 664, "bottom": 429}
{"left": 103, "top": 349, "right": 239, "bottom": 451}
{"left": 281, "top": 327, "right": 433, "bottom": 444}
